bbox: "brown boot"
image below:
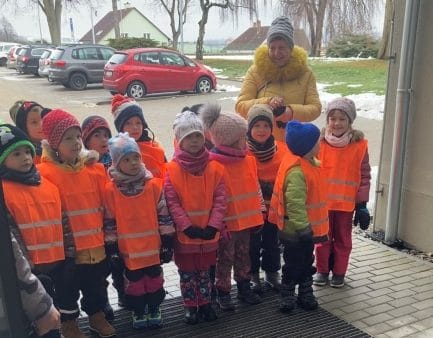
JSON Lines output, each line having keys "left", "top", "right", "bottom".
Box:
{"left": 89, "top": 311, "right": 116, "bottom": 337}
{"left": 61, "top": 319, "right": 86, "bottom": 338}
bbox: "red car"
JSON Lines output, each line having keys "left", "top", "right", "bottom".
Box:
{"left": 103, "top": 48, "right": 217, "bottom": 98}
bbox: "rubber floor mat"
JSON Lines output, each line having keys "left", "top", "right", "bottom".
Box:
{"left": 79, "top": 290, "right": 370, "bottom": 337}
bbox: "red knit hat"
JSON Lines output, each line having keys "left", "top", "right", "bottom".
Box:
{"left": 42, "top": 109, "right": 81, "bottom": 149}
{"left": 111, "top": 94, "right": 147, "bottom": 132}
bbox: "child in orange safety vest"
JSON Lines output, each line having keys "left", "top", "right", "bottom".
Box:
{"left": 314, "top": 97, "right": 371, "bottom": 288}
{"left": 104, "top": 132, "right": 175, "bottom": 330}
{"left": 111, "top": 94, "right": 167, "bottom": 179}
{"left": 0, "top": 123, "right": 62, "bottom": 337}
{"left": 38, "top": 109, "right": 116, "bottom": 338}
{"left": 246, "top": 104, "right": 288, "bottom": 293}
{"left": 201, "top": 103, "right": 265, "bottom": 311}
{"left": 164, "top": 110, "right": 226, "bottom": 325}
{"left": 269, "top": 121, "right": 329, "bottom": 314}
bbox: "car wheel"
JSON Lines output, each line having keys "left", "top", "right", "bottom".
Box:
{"left": 69, "top": 73, "right": 87, "bottom": 90}
{"left": 127, "top": 81, "right": 146, "bottom": 99}
{"left": 196, "top": 77, "right": 212, "bottom": 93}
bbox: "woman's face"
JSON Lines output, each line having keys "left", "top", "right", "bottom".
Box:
{"left": 268, "top": 38, "right": 292, "bottom": 67}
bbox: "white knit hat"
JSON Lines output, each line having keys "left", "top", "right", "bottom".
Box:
{"left": 173, "top": 110, "right": 204, "bottom": 145}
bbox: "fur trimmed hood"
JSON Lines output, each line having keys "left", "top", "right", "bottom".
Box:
{"left": 254, "top": 45, "right": 309, "bottom": 82}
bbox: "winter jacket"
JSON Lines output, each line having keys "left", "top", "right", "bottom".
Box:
{"left": 235, "top": 45, "right": 321, "bottom": 142}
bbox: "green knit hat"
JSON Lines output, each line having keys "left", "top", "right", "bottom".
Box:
{"left": 0, "top": 124, "right": 35, "bottom": 166}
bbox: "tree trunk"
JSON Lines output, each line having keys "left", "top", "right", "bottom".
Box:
{"left": 377, "top": 0, "right": 394, "bottom": 59}
{"left": 41, "top": 0, "right": 62, "bottom": 45}
{"left": 305, "top": 3, "right": 316, "bottom": 56}
{"left": 196, "top": 5, "right": 209, "bottom": 60}
{"left": 112, "top": 0, "right": 120, "bottom": 39}
{"left": 312, "top": 0, "right": 327, "bottom": 56}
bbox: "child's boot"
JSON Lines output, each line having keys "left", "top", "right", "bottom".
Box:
{"left": 198, "top": 303, "right": 218, "bottom": 321}
{"left": 89, "top": 311, "right": 116, "bottom": 337}
{"left": 237, "top": 280, "right": 262, "bottom": 305}
{"left": 265, "top": 271, "right": 281, "bottom": 290}
{"left": 184, "top": 306, "right": 198, "bottom": 325}
{"left": 216, "top": 289, "right": 235, "bottom": 311}
{"left": 103, "top": 302, "right": 115, "bottom": 321}
{"left": 297, "top": 278, "right": 318, "bottom": 310}
{"left": 148, "top": 305, "right": 163, "bottom": 328}
{"left": 61, "top": 319, "right": 86, "bottom": 338}
{"left": 279, "top": 281, "right": 296, "bottom": 313}
{"left": 132, "top": 312, "right": 147, "bottom": 329}
{"left": 251, "top": 272, "right": 263, "bottom": 294}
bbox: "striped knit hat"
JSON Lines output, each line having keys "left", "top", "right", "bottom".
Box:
{"left": 111, "top": 94, "right": 147, "bottom": 132}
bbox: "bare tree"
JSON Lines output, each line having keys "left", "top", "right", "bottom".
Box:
{"left": 0, "top": 16, "right": 19, "bottom": 41}
{"left": 377, "top": 0, "right": 393, "bottom": 59}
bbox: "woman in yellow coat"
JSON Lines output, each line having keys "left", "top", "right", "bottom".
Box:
{"left": 235, "top": 16, "right": 321, "bottom": 142}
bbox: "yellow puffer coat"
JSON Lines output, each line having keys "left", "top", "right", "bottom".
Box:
{"left": 235, "top": 45, "right": 321, "bottom": 142}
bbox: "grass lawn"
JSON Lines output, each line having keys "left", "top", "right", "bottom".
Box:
{"left": 202, "top": 58, "right": 388, "bottom": 96}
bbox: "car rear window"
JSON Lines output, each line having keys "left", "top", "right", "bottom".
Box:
{"left": 31, "top": 48, "right": 46, "bottom": 56}
{"left": 108, "top": 53, "right": 127, "bottom": 65}
{"left": 40, "top": 50, "right": 51, "bottom": 59}
{"left": 18, "top": 48, "right": 29, "bottom": 56}
{"left": 50, "top": 49, "right": 65, "bottom": 60}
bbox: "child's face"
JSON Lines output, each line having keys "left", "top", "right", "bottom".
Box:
{"left": 118, "top": 152, "right": 141, "bottom": 176}
{"left": 26, "top": 108, "right": 43, "bottom": 143}
{"left": 251, "top": 120, "right": 272, "bottom": 144}
{"left": 57, "top": 127, "right": 82, "bottom": 164}
{"left": 181, "top": 132, "right": 205, "bottom": 155}
{"left": 4, "top": 145, "right": 33, "bottom": 173}
{"left": 86, "top": 128, "right": 110, "bottom": 155}
{"left": 122, "top": 117, "right": 143, "bottom": 141}
{"left": 327, "top": 109, "right": 350, "bottom": 137}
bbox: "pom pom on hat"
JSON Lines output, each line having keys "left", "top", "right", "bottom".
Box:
{"left": 111, "top": 94, "right": 147, "bottom": 132}
{"left": 285, "top": 120, "right": 320, "bottom": 157}
{"left": 42, "top": 109, "right": 81, "bottom": 150}
{"left": 108, "top": 132, "right": 141, "bottom": 168}
{"left": 0, "top": 124, "right": 35, "bottom": 165}
{"left": 173, "top": 110, "right": 204, "bottom": 146}
{"left": 326, "top": 97, "right": 357, "bottom": 123}
{"left": 81, "top": 115, "right": 112, "bottom": 147}
{"left": 267, "top": 16, "right": 294, "bottom": 49}
{"left": 200, "top": 103, "right": 247, "bottom": 148}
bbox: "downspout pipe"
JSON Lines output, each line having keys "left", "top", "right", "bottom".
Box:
{"left": 384, "top": 0, "right": 420, "bottom": 244}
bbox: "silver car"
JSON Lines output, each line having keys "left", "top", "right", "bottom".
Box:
{"left": 38, "top": 49, "right": 55, "bottom": 79}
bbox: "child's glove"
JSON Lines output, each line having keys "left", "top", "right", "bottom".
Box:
{"left": 296, "top": 226, "right": 313, "bottom": 242}
{"left": 160, "top": 235, "right": 173, "bottom": 264}
{"left": 354, "top": 202, "right": 370, "bottom": 230}
{"left": 201, "top": 226, "right": 217, "bottom": 240}
{"left": 183, "top": 225, "right": 203, "bottom": 239}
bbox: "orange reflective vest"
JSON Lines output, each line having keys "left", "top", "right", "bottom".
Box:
{"left": 166, "top": 160, "right": 224, "bottom": 245}
{"left": 319, "top": 140, "right": 367, "bottom": 212}
{"left": 3, "top": 179, "right": 64, "bottom": 265}
{"left": 222, "top": 156, "right": 263, "bottom": 232}
{"left": 269, "top": 151, "right": 329, "bottom": 239}
{"left": 138, "top": 141, "right": 166, "bottom": 179}
{"left": 37, "top": 162, "right": 106, "bottom": 251}
{"left": 104, "top": 178, "right": 162, "bottom": 270}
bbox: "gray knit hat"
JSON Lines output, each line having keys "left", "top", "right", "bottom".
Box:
{"left": 266, "top": 16, "right": 294, "bottom": 49}
{"left": 326, "top": 97, "right": 357, "bottom": 123}
{"left": 247, "top": 104, "right": 273, "bottom": 130}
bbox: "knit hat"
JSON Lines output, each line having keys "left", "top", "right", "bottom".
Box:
{"left": 111, "top": 94, "right": 147, "bottom": 132}
{"left": 9, "top": 100, "right": 43, "bottom": 134}
{"left": 81, "top": 115, "right": 112, "bottom": 147}
{"left": 108, "top": 132, "right": 141, "bottom": 168}
{"left": 266, "top": 16, "right": 294, "bottom": 49}
{"left": 247, "top": 104, "right": 273, "bottom": 133}
{"left": 42, "top": 109, "right": 81, "bottom": 150}
{"left": 0, "top": 124, "right": 35, "bottom": 166}
{"left": 200, "top": 103, "right": 247, "bottom": 148}
{"left": 173, "top": 110, "right": 204, "bottom": 146}
{"left": 285, "top": 120, "right": 320, "bottom": 157}
{"left": 326, "top": 97, "right": 357, "bottom": 123}
{"left": 40, "top": 107, "right": 52, "bottom": 119}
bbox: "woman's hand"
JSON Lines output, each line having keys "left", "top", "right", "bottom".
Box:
{"left": 269, "top": 96, "right": 285, "bottom": 110}
{"left": 274, "top": 106, "right": 293, "bottom": 123}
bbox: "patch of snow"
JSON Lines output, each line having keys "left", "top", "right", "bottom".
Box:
{"left": 347, "top": 84, "right": 363, "bottom": 88}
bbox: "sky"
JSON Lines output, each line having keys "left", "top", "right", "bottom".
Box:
{"left": 3, "top": 0, "right": 384, "bottom": 43}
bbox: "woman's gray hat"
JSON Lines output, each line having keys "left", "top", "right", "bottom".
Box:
{"left": 266, "top": 16, "right": 294, "bottom": 49}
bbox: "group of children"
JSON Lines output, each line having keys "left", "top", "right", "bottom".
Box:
{"left": 2, "top": 93, "right": 370, "bottom": 338}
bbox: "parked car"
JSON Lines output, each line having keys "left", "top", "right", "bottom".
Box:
{"left": 16, "top": 45, "right": 54, "bottom": 75}
{"left": 0, "top": 42, "right": 19, "bottom": 67}
{"left": 102, "top": 48, "right": 217, "bottom": 99}
{"left": 6, "top": 45, "right": 22, "bottom": 69}
{"left": 38, "top": 48, "right": 55, "bottom": 79}
{"left": 48, "top": 44, "right": 115, "bottom": 90}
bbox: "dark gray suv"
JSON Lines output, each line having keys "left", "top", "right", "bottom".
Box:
{"left": 48, "top": 44, "right": 115, "bottom": 90}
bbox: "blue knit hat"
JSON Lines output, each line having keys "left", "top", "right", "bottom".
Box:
{"left": 285, "top": 121, "right": 320, "bottom": 157}
{"left": 108, "top": 132, "right": 141, "bottom": 168}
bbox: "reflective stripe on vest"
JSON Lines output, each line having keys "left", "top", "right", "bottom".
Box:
{"left": 37, "top": 161, "right": 106, "bottom": 251}
{"left": 3, "top": 179, "right": 65, "bottom": 264}
{"left": 319, "top": 140, "right": 367, "bottom": 211}
{"left": 222, "top": 156, "right": 263, "bottom": 231}
{"left": 138, "top": 141, "right": 167, "bottom": 179}
{"left": 166, "top": 161, "right": 224, "bottom": 245}
{"left": 105, "top": 178, "right": 162, "bottom": 270}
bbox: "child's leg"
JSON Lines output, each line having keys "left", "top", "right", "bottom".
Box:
{"left": 331, "top": 211, "right": 354, "bottom": 276}
{"left": 297, "top": 239, "right": 318, "bottom": 310}
{"left": 315, "top": 211, "right": 337, "bottom": 274}
{"left": 249, "top": 227, "right": 262, "bottom": 275}
{"left": 261, "top": 221, "right": 281, "bottom": 274}
{"left": 216, "top": 236, "right": 235, "bottom": 293}
{"left": 143, "top": 265, "right": 165, "bottom": 328}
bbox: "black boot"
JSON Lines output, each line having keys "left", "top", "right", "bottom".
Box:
{"left": 184, "top": 306, "right": 198, "bottom": 325}
{"left": 237, "top": 280, "right": 262, "bottom": 305}
{"left": 279, "top": 282, "right": 296, "bottom": 313}
{"left": 198, "top": 303, "right": 218, "bottom": 321}
{"left": 297, "top": 278, "right": 318, "bottom": 310}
